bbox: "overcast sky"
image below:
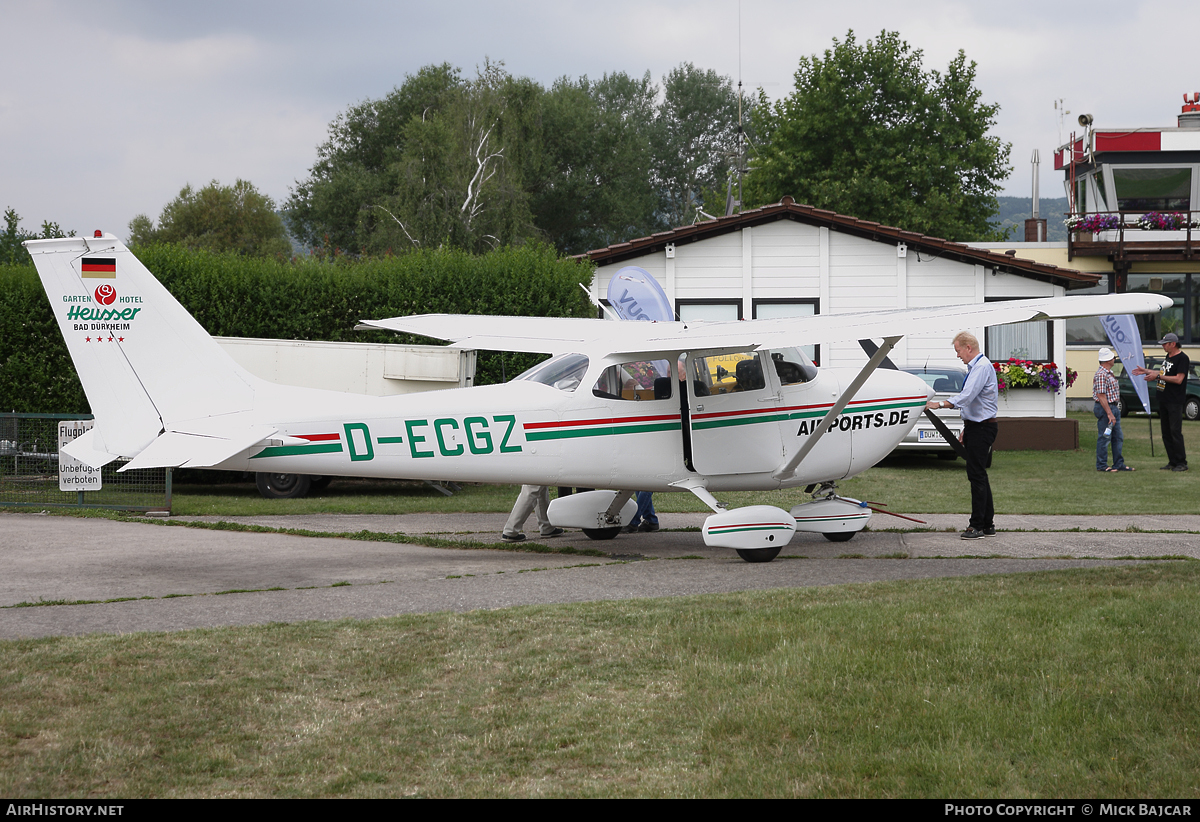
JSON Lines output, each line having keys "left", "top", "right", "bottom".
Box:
{"left": 2, "top": 0, "right": 1196, "bottom": 240}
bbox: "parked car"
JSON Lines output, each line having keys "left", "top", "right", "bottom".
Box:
{"left": 1115, "top": 358, "right": 1200, "bottom": 420}
{"left": 894, "top": 365, "right": 966, "bottom": 457}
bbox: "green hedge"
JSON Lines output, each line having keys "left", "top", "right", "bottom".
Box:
{"left": 0, "top": 265, "right": 88, "bottom": 413}
{"left": 1, "top": 244, "right": 593, "bottom": 414}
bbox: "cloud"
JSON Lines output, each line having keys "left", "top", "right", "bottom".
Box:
{"left": 3, "top": 0, "right": 1197, "bottom": 236}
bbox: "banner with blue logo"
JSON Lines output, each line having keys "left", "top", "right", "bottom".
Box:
{"left": 1103, "top": 314, "right": 1151, "bottom": 414}
{"left": 606, "top": 266, "right": 674, "bottom": 322}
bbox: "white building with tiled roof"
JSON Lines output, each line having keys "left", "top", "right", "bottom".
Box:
{"left": 580, "top": 197, "right": 1100, "bottom": 423}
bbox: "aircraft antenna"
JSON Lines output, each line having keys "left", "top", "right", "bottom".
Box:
{"left": 722, "top": 2, "right": 747, "bottom": 217}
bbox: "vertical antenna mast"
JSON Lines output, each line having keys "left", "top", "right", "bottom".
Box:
{"left": 726, "top": 1, "right": 744, "bottom": 217}
{"left": 736, "top": 0, "right": 744, "bottom": 215}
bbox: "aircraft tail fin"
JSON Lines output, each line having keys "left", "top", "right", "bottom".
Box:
{"left": 24, "top": 233, "right": 258, "bottom": 462}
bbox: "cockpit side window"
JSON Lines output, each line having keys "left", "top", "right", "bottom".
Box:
{"left": 513, "top": 353, "right": 590, "bottom": 392}
{"left": 767, "top": 347, "right": 818, "bottom": 385}
{"left": 689, "top": 352, "right": 767, "bottom": 395}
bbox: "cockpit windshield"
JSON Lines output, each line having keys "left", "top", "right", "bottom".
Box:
{"left": 512, "top": 353, "right": 590, "bottom": 392}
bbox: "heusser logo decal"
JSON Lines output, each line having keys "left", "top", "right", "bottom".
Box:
{"left": 64, "top": 283, "right": 143, "bottom": 338}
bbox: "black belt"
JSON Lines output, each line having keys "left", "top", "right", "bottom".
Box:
{"left": 964, "top": 417, "right": 997, "bottom": 424}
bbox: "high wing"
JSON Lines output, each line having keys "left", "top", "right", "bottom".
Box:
{"left": 359, "top": 293, "right": 1173, "bottom": 357}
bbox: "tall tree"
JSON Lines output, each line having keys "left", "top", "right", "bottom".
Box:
{"left": 652, "top": 63, "right": 744, "bottom": 228}
{"left": 128, "top": 180, "right": 291, "bottom": 256}
{"left": 286, "top": 63, "right": 464, "bottom": 253}
{"left": 744, "top": 31, "right": 1011, "bottom": 241}
{"left": 528, "top": 72, "right": 662, "bottom": 254}
{"left": 287, "top": 62, "right": 541, "bottom": 255}
{"left": 286, "top": 60, "right": 754, "bottom": 255}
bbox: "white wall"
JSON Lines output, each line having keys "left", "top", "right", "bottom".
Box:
{"left": 595, "top": 221, "right": 1065, "bottom": 416}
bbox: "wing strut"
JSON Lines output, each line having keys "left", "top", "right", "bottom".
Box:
{"left": 922, "top": 410, "right": 968, "bottom": 459}
{"left": 772, "top": 335, "right": 903, "bottom": 481}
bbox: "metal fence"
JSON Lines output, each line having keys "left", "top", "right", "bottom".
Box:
{"left": 0, "top": 413, "right": 171, "bottom": 513}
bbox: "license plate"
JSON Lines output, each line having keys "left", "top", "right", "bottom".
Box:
{"left": 918, "top": 430, "right": 945, "bottom": 442}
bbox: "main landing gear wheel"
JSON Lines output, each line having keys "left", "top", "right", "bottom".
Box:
{"left": 256, "top": 472, "right": 312, "bottom": 499}
{"left": 823, "top": 531, "right": 856, "bottom": 542}
{"left": 581, "top": 527, "right": 622, "bottom": 540}
{"left": 736, "top": 546, "right": 782, "bottom": 563}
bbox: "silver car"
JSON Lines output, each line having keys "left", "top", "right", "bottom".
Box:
{"left": 894, "top": 365, "right": 966, "bottom": 457}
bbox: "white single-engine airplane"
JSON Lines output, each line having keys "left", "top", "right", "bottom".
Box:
{"left": 26, "top": 233, "right": 1170, "bottom": 562}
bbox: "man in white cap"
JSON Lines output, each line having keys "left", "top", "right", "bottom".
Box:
{"left": 1093, "top": 347, "right": 1130, "bottom": 472}
{"left": 1133, "top": 333, "right": 1189, "bottom": 471}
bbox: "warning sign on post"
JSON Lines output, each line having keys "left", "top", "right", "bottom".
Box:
{"left": 59, "top": 420, "right": 102, "bottom": 491}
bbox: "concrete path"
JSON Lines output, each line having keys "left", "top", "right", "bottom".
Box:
{"left": 2, "top": 511, "right": 1197, "bottom": 639}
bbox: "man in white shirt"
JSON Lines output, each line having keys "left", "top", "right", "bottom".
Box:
{"left": 926, "top": 331, "right": 998, "bottom": 540}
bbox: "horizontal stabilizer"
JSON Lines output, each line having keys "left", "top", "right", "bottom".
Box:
{"left": 118, "top": 425, "right": 278, "bottom": 471}
{"left": 62, "top": 429, "right": 121, "bottom": 469}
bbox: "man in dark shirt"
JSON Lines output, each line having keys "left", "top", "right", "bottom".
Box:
{"left": 1133, "top": 333, "right": 1190, "bottom": 471}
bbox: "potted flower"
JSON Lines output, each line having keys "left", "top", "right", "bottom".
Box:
{"left": 1064, "top": 214, "right": 1122, "bottom": 239}
{"left": 993, "top": 358, "right": 1076, "bottom": 397}
{"left": 1135, "top": 212, "right": 1199, "bottom": 231}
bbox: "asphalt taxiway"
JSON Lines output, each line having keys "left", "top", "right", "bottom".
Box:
{"left": 3, "top": 511, "right": 1198, "bottom": 639}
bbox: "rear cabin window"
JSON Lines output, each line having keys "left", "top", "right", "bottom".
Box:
{"left": 592, "top": 359, "right": 673, "bottom": 401}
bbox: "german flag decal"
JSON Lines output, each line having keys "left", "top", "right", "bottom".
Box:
{"left": 81, "top": 257, "right": 116, "bottom": 278}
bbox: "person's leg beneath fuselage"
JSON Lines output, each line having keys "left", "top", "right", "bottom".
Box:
{"left": 533, "top": 486, "right": 558, "bottom": 536}
{"left": 504, "top": 485, "right": 539, "bottom": 537}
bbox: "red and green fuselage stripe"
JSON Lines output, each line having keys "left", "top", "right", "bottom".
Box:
{"left": 706, "top": 521, "right": 795, "bottom": 534}
{"left": 524, "top": 413, "right": 681, "bottom": 441}
{"left": 692, "top": 395, "right": 926, "bottom": 431}
{"left": 250, "top": 433, "right": 344, "bottom": 459}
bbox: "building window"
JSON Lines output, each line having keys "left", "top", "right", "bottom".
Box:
{"left": 985, "top": 299, "right": 1051, "bottom": 362}
{"left": 1128, "top": 274, "right": 1186, "bottom": 342}
{"left": 987, "top": 322, "right": 1051, "bottom": 362}
{"left": 676, "top": 300, "right": 742, "bottom": 321}
{"left": 1111, "top": 166, "right": 1193, "bottom": 213}
{"left": 1065, "top": 273, "right": 1194, "bottom": 345}
{"left": 753, "top": 299, "right": 820, "bottom": 364}
{"left": 1066, "top": 275, "right": 1111, "bottom": 344}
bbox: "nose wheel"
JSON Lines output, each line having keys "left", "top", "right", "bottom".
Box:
{"left": 735, "top": 546, "right": 782, "bottom": 563}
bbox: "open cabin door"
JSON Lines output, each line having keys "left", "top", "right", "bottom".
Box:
{"left": 684, "top": 351, "right": 785, "bottom": 475}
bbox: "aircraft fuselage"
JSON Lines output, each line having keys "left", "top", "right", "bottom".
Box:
{"left": 230, "top": 355, "right": 930, "bottom": 493}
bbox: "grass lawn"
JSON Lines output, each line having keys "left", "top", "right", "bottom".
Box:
{"left": 168, "top": 412, "right": 1200, "bottom": 518}
{"left": 3, "top": 563, "right": 1198, "bottom": 798}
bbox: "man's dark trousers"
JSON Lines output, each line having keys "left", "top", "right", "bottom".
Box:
{"left": 1161, "top": 402, "right": 1188, "bottom": 467}
{"left": 963, "top": 420, "right": 998, "bottom": 531}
